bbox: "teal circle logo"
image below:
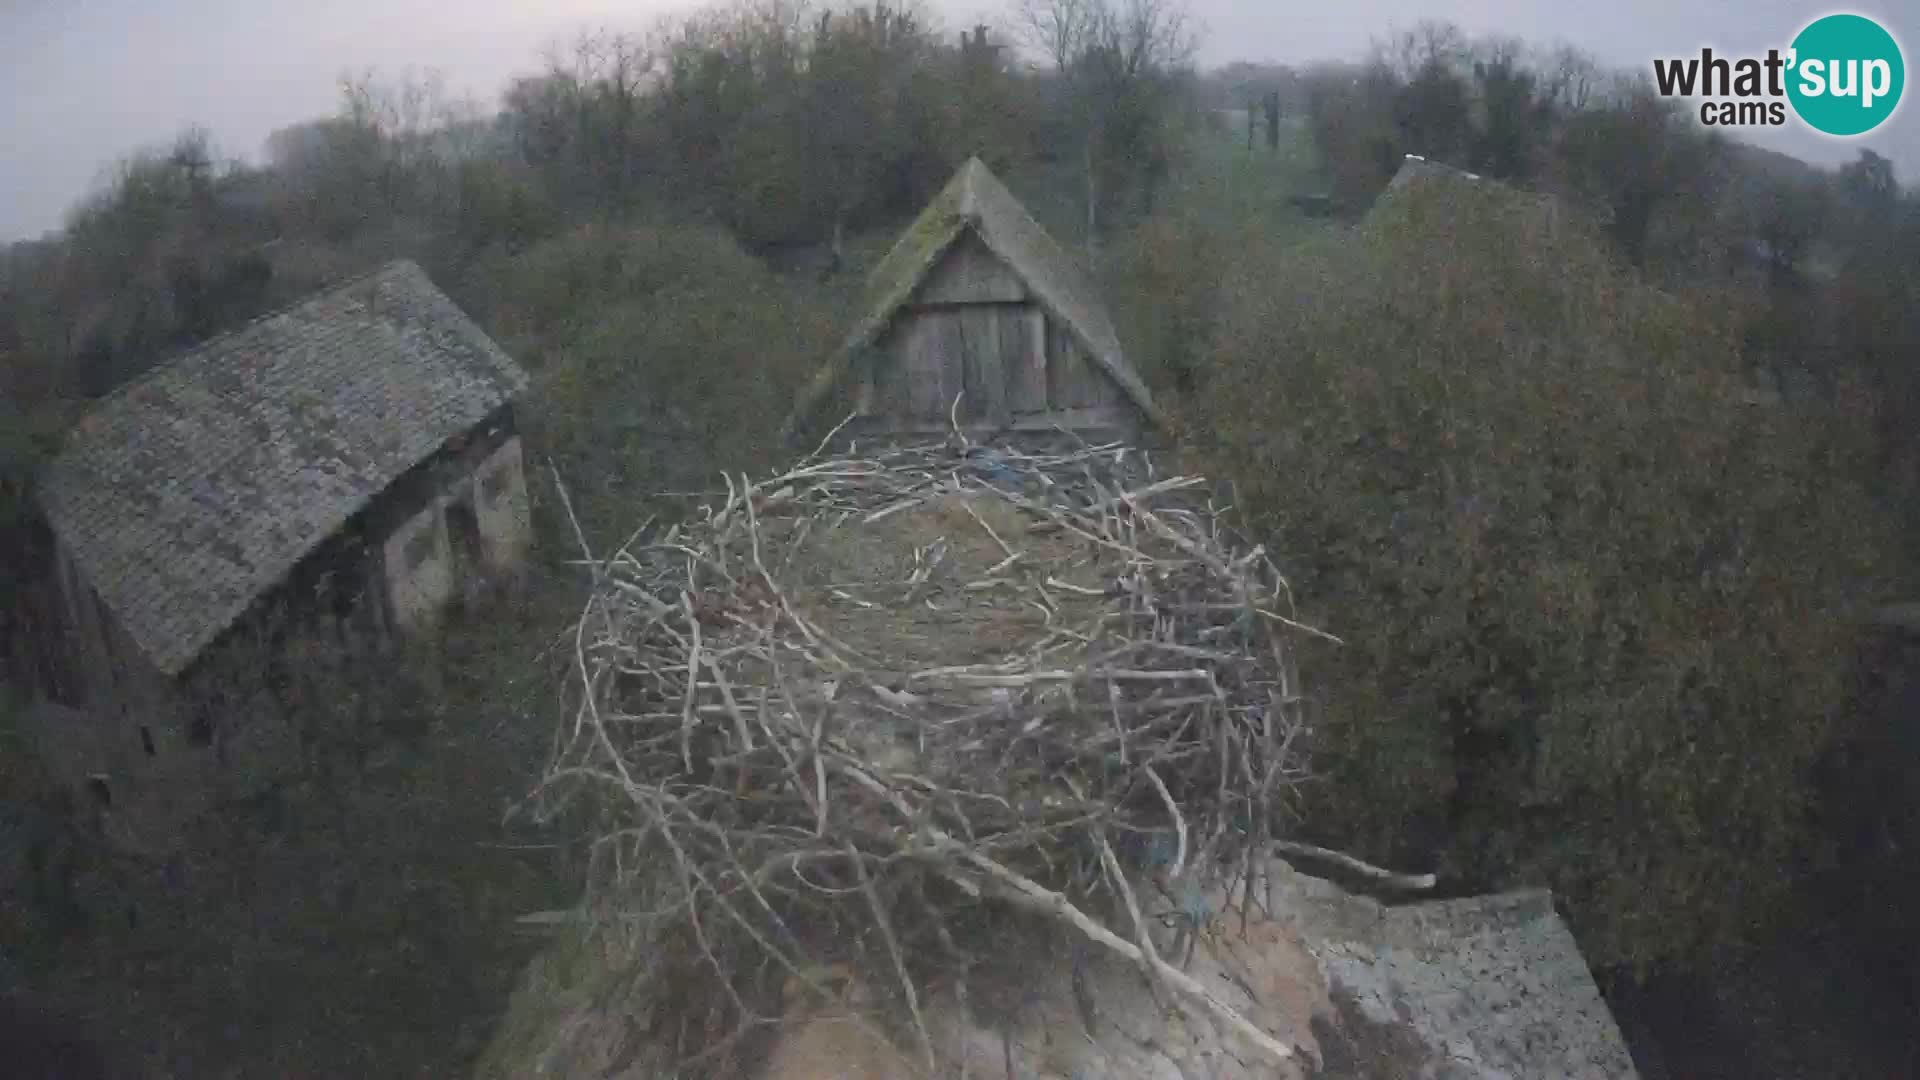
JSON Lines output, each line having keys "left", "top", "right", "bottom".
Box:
{"left": 1787, "top": 14, "right": 1904, "bottom": 136}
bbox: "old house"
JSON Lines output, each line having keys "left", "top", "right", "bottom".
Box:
{"left": 785, "top": 157, "right": 1162, "bottom": 443}
{"left": 29, "top": 260, "right": 531, "bottom": 848}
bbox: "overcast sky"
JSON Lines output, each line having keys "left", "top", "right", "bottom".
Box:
{"left": 3, "top": 0, "right": 1914, "bottom": 241}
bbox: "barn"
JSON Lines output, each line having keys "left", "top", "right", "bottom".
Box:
{"left": 29, "top": 260, "right": 531, "bottom": 849}
{"left": 786, "top": 157, "right": 1162, "bottom": 443}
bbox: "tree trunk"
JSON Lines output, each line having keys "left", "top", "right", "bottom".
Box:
{"left": 1083, "top": 134, "right": 1098, "bottom": 265}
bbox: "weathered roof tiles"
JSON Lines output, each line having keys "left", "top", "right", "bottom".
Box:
{"left": 1276, "top": 868, "right": 1639, "bottom": 1077}
{"left": 39, "top": 260, "right": 528, "bottom": 676}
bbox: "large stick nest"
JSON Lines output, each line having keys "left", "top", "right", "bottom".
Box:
{"left": 535, "top": 432, "right": 1329, "bottom": 1072}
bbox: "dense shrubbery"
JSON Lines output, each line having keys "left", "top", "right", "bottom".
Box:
{"left": 1295, "top": 25, "right": 1754, "bottom": 288}
{"left": 1183, "top": 180, "right": 1900, "bottom": 973}
{"left": 458, "top": 222, "right": 849, "bottom": 544}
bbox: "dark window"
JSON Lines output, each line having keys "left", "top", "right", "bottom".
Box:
{"left": 445, "top": 500, "right": 485, "bottom": 611}
{"left": 331, "top": 580, "right": 358, "bottom": 622}
{"left": 403, "top": 523, "right": 438, "bottom": 569}
{"left": 139, "top": 725, "right": 156, "bottom": 757}
{"left": 86, "top": 777, "right": 111, "bottom": 809}
{"left": 447, "top": 500, "right": 482, "bottom": 552}
{"left": 480, "top": 464, "right": 512, "bottom": 504}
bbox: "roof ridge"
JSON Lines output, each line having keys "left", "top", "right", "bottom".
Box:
{"left": 955, "top": 157, "right": 985, "bottom": 219}
{"left": 75, "top": 258, "right": 423, "bottom": 420}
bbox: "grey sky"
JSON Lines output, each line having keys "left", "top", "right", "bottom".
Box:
{"left": 3, "top": 0, "right": 1915, "bottom": 240}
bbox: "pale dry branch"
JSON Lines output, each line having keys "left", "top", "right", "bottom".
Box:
{"left": 530, "top": 435, "right": 1350, "bottom": 1074}
{"left": 1272, "top": 840, "right": 1438, "bottom": 891}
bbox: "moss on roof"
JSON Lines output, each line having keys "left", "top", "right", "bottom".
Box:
{"left": 786, "top": 158, "right": 1161, "bottom": 436}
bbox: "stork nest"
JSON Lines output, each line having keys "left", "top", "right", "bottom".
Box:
{"left": 533, "top": 432, "right": 1330, "bottom": 1073}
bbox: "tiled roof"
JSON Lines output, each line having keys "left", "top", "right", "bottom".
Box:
{"left": 1276, "top": 870, "right": 1639, "bottom": 1077}
{"left": 786, "top": 157, "right": 1162, "bottom": 434}
{"left": 39, "top": 260, "right": 528, "bottom": 675}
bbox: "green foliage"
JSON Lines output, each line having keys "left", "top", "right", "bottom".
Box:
{"left": 500, "top": 4, "right": 1034, "bottom": 252}
{"left": 466, "top": 222, "right": 847, "bottom": 544}
{"left": 1299, "top": 28, "right": 1738, "bottom": 281}
{"left": 1107, "top": 211, "right": 1220, "bottom": 393}
{"left": 1832, "top": 192, "right": 1920, "bottom": 527}
{"left": 1393, "top": 59, "right": 1473, "bottom": 163}
{"left": 1305, "top": 64, "right": 1403, "bottom": 206}
{"left": 3, "top": 590, "right": 576, "bottom": 1076}
{"left": 451, "top": 160, "right": 558, "bottom": 252}
{"left": 1103, "top": 124, "right": 1328, "bottom": 395}
{"left": 1189, "top": 180, "right": 1901, "bottom": 974}
{"left": 1470, "top": 45, "right": 1552, "bottom": 180}
{"left": 1554, "top": 88, "right": 1723, "bottom": 270}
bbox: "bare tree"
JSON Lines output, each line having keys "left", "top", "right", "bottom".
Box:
{"left": 545, "top": 29, "right": 657, "bottom": 198}
{"left": 1015, "top": 0, "right": 1099, "bottom": 71}
{"left": 807, "top": 4, "right": 931, "bottom": 269}
{"left": 1540, "top": 44, "right": 1599, "bottom": 114}
{"left": 1013, "top": 0, "right": 1198, "bottom": 259}
{"left": 1105, "top": 0, "right": 1197, "bottom": 77}
{"left": 1374, "top": 19, "right": 1467, "bottom": 82}
{"left": 332, "top": 67, "right": 461, "bottom": 211}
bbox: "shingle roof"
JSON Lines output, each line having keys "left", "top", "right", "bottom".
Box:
{"left": 785, "top": 157, "right": 1162, "bottom": 435}
{"left": 39, "top": 260, "right": 528, "bottom": 676}
{"left": 1276, "top": 870, "right": 1638, "bottom": 1077}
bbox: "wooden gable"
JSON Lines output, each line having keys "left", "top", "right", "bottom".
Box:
{"left": 908, "top": 232, "right": 1028, "bottom": 306}
{"left": 791, "top": 157, "right": 1160, "bottom": 443}
{"left": 858, "top": 231, "right": 1133, "bottom": 434}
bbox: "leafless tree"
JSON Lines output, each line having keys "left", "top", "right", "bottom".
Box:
{"left": 1015, "top": 0, "right": 1100, "bottom": 72}
{"left": 1540, "top": 44, "right": 1599, "bottom": 114}
{"left": 1012, "top": 0, "right": 1198, "bottom": 258}
{"left": 1374, "top": 19, "right": 1467, "bottom": 82}
{"left": 329, "top": 67, "right": 464, "bottom": 210}
{"left": 541, "top": 29, "right": 657, "bottom": 197}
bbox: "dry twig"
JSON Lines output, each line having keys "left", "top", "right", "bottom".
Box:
{"left": 532, "top": 435, "right": 1333, "bottom": 1072}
